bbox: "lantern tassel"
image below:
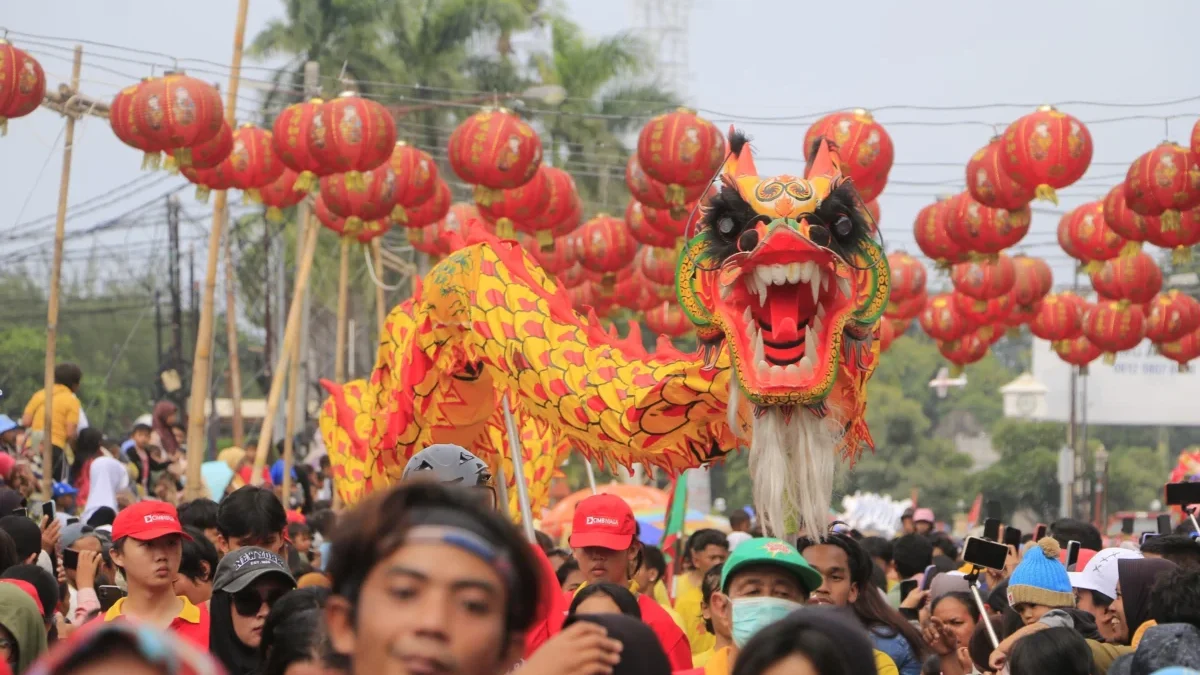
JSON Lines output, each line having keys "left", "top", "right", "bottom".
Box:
{"left": 1034, "top": 184, "right": 1058, "bottom": 204}
{"left": 536, "top": 230, "right": 555, "bottom": 252}
{"left": 142, "top": 152, "right": 162, "bottom": 171}
{"left": 173, "top": 146, "right": 193, "bottom": 168}
{"left": 346, "top": 216, "right": 364, "bottom": 236}
{"left": 266, "top": 206, "right": 284, "bottom": 223}
{"left": 162, "top": 155, "right": 180, "bottom": 174}
{"left": 601, "top": 272, "right": 617, "bottom": 292}
{"left": 1120, "top": 241, "right": 1143, "bottom": 257}
{"left": 195, "top": 185, "right": 211, "bottom": 203}
{"left": 294, "top": 171, "right": 316, "bottom": 193}
{"left": 0, "top": 117, "right": 8, "bottom": 136}
{"left": 347, "top": 171, "right": 366, "bottom": 192}
{"left": 475, "top": 185, "right": 501, "bottom": 207}
{"left": 1181, "top": 363, "right": 1191, "bottom": 374}
{"left": 1162, "top": 209, "right": 1182, "bottom": 232}
{"left": 1080, "top": 364, "right": 1090, "bottom": 376}
{"left": 1006, "top": 327, "right": 1020, "bottom": 339}
{"left": 949, "top": 364, "right": 964, "bottom": 378}
{"left": 1102, "top": 352, "right": 1116, "bottom": 366}
{"left": 391, "top": 204, "right": 408, "bottom": 224}
{"left": 1173, "top": 246, "right": 1193, "bottom": 266}
{"left": 1083, "top": 260, "right": 1103, "bottom": 274}
{"left": 495, "top": 217, "right": 515, "bottom": 239}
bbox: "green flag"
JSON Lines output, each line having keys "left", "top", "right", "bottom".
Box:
{"left": 660, "top": 470, "right": 689, "bottom": 563}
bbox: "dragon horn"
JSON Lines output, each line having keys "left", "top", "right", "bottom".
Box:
{"left": 806, "top": 136, "right": 843, "bottom": 180}
{"left": 722, "top": 125, "right": 758, "bottom": 179}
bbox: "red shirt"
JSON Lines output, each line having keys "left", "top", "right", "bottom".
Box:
{"left": 524, "top": 545, "right": 569, "bottom": 658}
{"left": 100, "top": 595, "right": 210, "bottom": 648}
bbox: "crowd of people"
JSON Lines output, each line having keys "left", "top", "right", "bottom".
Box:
{"left": 0, "top": 364, "right": 1199, "bottom": 673}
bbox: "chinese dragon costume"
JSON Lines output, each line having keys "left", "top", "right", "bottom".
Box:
{"left": 320, "top": 129, "right": 890, "bottom": 536}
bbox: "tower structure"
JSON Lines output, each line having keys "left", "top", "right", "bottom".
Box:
{"left": 629, "top": 0, "right": 692, "bottom": 99}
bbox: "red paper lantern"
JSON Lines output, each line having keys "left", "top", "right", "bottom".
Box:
{"left": 1088, "top": 261, "right": 1121, "bottom": 301}
{"left": 919, "top": 293, "right": 972, "bottom": 342}
{"left": 1007, "top": 294, "right": 1040, "bottom": 328}
{"left": 637, "top": 246, "right": 677, "bottom": 287}
{"left": 524, "top": 167, "right": 581, "bottom": 249}
{"left": 625, "top": 155, "right": 707, "bottom": 218}
{"left": 1011, "top": 255, "right": 1053, "bottom": 308}
{"left": 309, "top": 93, "right": 397, "bottom": 184}
{"left": 886, "top": 291, "right": 927, "bottom": 322}
{"left": 952, "top": 291, "right": 1012, "bottom": 328}
{"left": 644, "top": 302, "right": 693, "bottom": 338}
{"left": 613, "top": 268, "right": 657, "bottom": 313}
{"left": 226, "top": 124, "right": 285, "bottom": 199}
{"left": 1083, "top": 300, "right": 1146, "bottom": 360}
{"left": 877, "top": 318, "right": 896, "bottom": 353}
{"left": 1053, "top": 335, "right": 1102, "bottom": 372}
{"left": 966, "top": 136, "right": 1035, "bottom": 211}
{"left": 1030, "top": 293, "right": 1084, "bottom": 342}
{"left": 558, "top": 262, "right": 598, "bottom": 290}
{"left": 1193, "top": 118, "right": 1200, "bottom": 156}
{"left": 475, "top": 166, "right": 549, "bottom": 239}
{"left": 1159, "top": 328, "right": 1200, "bottom": 372}
{"left": 643, "top": 201, "right": 703, "bottom": 240}
{"left": 314, "top": 193, "right": 387, "bottom": 243}
{"left": 167, "top": 120, "right": 232, "bottom": 170}
{"left": 1124, "top": 142, "right": 1200, "bottom": 228}
{"left": 0, "top": 41, "right": 46, "bottom": 135}
{"left": 947, "top": 194, "right": 1032, "bottom": 255}
{"left": 110, "top": 81, "right": 157, "bottom": 163}
{"left": 1112, "top": 251, "right": 1163, "bottom": 305}
{"left": 951, "top": 254, "right": 1016, "bottom": 302}
{"left": 887, "top": 252, "right": 927, "bottom": 305}
{"left": 180, "top": 162, "right": 235, "bottom": 202}
{"left": 1143, "top": 207, "right": 1200, "bottom": 265}
{"left": 1058, "top": 201, "right": 1125, "bottom": 268}
{"left": 258, "top": 168, "right": 306, "bottom": 222}
{"left": 271, "top": 98, "right": 325, "bottom": 191}
{"left": 937, "top": 330, "right": 990, "bottom": 372}
{"left": 525, "top": 236, "right": 575, "bottom": 275}
{"left": 389, "top": 142, "right": 439, "bottom": 217}
{"left": 402, "top": 181, "right": 452, "bottom": 230}
{"left": 865, "top": 199, "right": 881, "bottom": 226}
{"left": 637, "top": 108, "right": 725, "bottom": 189}
{"left": 407, "top": 223, "right": 443, "bottom": 256}
{"left": 447, "top": 107, "right": 542, "bottom": 191}
{"left": 803, "top": 109, "right": 894, "bottom": 202}
{"left": 1000, "top": 106, "right": 1093, "bottom": 203}
{"left": 1102, "top": 183, "right": 1153, "bottom": 255}
{"left": 913, "top": 196, "right": 969, "bottom": 266}
{"left": 627, "top": 201, "right": 677, "bottom": 248}
{"left": 575, "top": 215, "right": 636, "bottom": 276}
{"left": 1145, "top": 290, "right": 1200, "bottom": 345}
{"left": 441, "top": 202, "right": 483, "bottom": 247}
{"left": 139, "top": 73, "right": 224, "bottom": 169}
{"left": 319, "top": 165, "right": 398, "bottom": 228}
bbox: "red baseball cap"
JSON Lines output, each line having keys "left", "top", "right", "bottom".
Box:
{"left": 570, "top": 494, "right": 636, "bottom": 550}
{"left": 112, "top": 501, "right": 192, "bottom": 542}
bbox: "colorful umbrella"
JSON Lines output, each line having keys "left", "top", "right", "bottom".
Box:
{"left": 632, "top": 508, "right": 730, "bottom": 545}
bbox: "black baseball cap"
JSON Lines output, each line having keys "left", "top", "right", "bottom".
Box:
{"left": 212, "top": 546, "right": 296, "bottom": 593}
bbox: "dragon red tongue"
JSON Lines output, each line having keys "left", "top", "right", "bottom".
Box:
{"left": 767, "top": 284, "right": 802, "bottom": 343}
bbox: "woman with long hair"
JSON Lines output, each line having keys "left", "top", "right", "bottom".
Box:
{"left": 257, "top": 587, "right": 328, "bottom": 675}
{"left": 209, "top": 547, "right": 297, "bottom": 675}
{"left": 1007, "top": 626, "right": 1095, "bottom": 675}
{"left": 732, "top": 607, "right": 877, "bottom": 675}
{"left": 70, "top": 428, "right": 105, "bottom": 503}
{"left": 798, "top": 533, "right": 926, "bottom": 675}
{"left": 568, "top": 582, "right": 643, "bottom": 619}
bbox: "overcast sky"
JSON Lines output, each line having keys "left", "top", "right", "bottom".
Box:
{"left": 3, "top": 0, "right": 1199, "bottom": 289}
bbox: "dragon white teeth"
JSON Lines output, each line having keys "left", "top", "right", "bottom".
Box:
{"left": 784, "top": 363, "right": 802, "bottom": 376}
{"left": 837, "top": 277, "right": 852, "bottom": 299}
{"left": 787, "top": 263, "right": 802, "bottom": 284}
{"left": 816, "top": 303, "right": 827, "bottom": 319}
{"left": 820, "top": 269, "right": 829, "bottom": 292}
{"left": 810, "top": 276, "right": 821, "bottom": 305}
{"left": 773, "top": 265, "right": 789, "bottom": 286}
{"left": 796, "top": 262, "right": 812, "bottom": 284}
{"left": 757, "top": 360, "right": 771, "bottom": 380}
{"left": 811, "top": 313, "right": 823, "bottom": 336}
{"left": 743, "top": 306, "right": 753, "bottom": 324}
{"left": 757, "top": 282, "right": 768, "bottom": 306}
{"left": 754, "top": 326, "right": 765, "bottom": 364}
{"left": 797, "top": 356, "right": 815, "bottom": 378}
{"left": 755, "top": 267, "right": 774, "bottom": 289}
{"left": 721, "top": 282, "right": 733, "bottom": 300}
{"left": 805, "top": 327, "right": 818, "bottom": 363}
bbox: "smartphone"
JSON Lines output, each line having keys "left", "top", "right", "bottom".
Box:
{"left": 1122, "top": 517, "right": 1135, "bottom": 535}
{"left": 61, "top": 548, "right": 79, "bottom": 570}
{"left": 1003, "top": 526, "right": 1022, "bottom": 548}
{"left": 963, "top": 536, "right": 1010, "bottom": 571}
{"left": 920, "top": 564, "right": 939, "bottom": 590}
{"left": 1067, "top": 540, "right": 1082, "bottom": 568}
{"left": 899, "top": 578, "right": 920, "bottom": 602}
{"left": 97, "top": 585, "right": 126, "bottom": 612}
{"left": 66, "top": 517, "right": 79, "bottom": 525}
{"left": 1158, "top": 514, "right": 1173, "bottom": 535}
{"left": 10, "top": 508, "right": 25, "bottom": 517}
{"left": 986, "top": 500, "right": 1002, "bottom": 522}
{"left": 1034, "top": 523, "right": 1048, "bottom": 541}
{"left": 1165, "top": 482, "right": 1200, "bottom": 506}
{"left": 1140, "top": 532, "right": 1158, "bottom": 546}
{"left": 41, "top": 501, "right": 54, "bottom": 520}
{"left": 983, "top": 518, "right": 1002, "bottom": 542}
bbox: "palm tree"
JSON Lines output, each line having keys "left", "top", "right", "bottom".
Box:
{"left": 532, "top": 16, "right": 680, "bottom": 213}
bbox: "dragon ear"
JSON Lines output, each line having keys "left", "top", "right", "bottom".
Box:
{"left": 806, "top": 137, "right": 844, "bottom": 180}
{"left": 722, "top": 126, "right": 758, "bottom": 179}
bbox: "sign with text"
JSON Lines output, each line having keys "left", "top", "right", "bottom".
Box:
{"left": 1031, "top": 338, "right": 1200, "bottom": 427}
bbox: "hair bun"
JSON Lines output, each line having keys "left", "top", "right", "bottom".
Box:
{"left": 1037, "top": 536, "right": 1061, "bottom": 559}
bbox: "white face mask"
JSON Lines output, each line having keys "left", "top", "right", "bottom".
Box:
{"left": 731, "top": 596, "right": 803, "bottom": 648}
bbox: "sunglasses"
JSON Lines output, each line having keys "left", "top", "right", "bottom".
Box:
{"left": 232, "top": 587, "right": 289, "bottom": 616}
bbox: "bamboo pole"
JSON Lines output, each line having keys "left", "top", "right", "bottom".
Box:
{"left": 372, "top": 238, "right": 386, "bottom": 339}
{"left": 224, "top": 215, "right": 244, "bottom": 448}
{"left": 185, "top": 0, "right": 251, "bottom": 500}
{"left": 334, "top": 238, "right": 350, "bottom": 382}
{"left": 252, "top": 217, "right": 321, "bottom": 485}
{"left": 280, "top": 214, "right": 309, "bottom": 503}
{"left": 39, "top": 45, "right": 83, "bottom": 498}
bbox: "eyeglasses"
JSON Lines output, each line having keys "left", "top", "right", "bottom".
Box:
{"left": 231, "top": 587, "right": 289, "bottom": 616}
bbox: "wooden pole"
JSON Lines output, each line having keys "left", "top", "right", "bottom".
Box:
{"left": 224, "top": 214, "right": 244, "bottom": 448}
{"left": 334, "top": 238, "right": 350, "bottom": 382}
{"left": 185, "top": 0, "right": 251, "bottom": 500}
{"left": 40, "top": 45, "right": 83, "bottom": 498}
{"left": 280, "top": 214, "right": 310, "bottom": 503}
{"left": 372, "top": 238, "right": 387, "bottom": 340}
{"left": 252, "top": 219, "right": 321, "bottom": 485}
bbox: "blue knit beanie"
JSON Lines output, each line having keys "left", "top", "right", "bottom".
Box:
{"left": 1007, "top": 537, "right": 1074, "bottom": 608}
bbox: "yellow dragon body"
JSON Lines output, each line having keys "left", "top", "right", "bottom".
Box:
{"left": 320, "top": 130, "right": 890, "bottom": 535}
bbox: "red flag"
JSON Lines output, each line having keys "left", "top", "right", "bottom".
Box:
{"left": 966, "top": 494, "right": 983, "bottom": 529}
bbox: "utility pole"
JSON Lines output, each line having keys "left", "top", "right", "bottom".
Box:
{"left": 168, "top": 195, "right": 183, "bottom": 366}
{"left": 189, "top": 245, "right": 197, "bottom": 361}
{"left": 154, "top": 289, "right": 163, "bottom": 390}
{"left": 263, "top": 221, "right": 273, "bottom": 371}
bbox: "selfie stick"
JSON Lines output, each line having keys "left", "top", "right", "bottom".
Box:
{"left": 966, "top": 566, "right": 1001, "bottom": 650}
{"left": 502, "top": 396, "right": 538, "bottom": 543}
{"left": 584, "top": 459, "right": 598, "bottom": 494}
{"left": 1188, "top": 506, "right": 1200, "bottom": 535}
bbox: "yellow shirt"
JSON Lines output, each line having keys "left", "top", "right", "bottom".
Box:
{"left": 652, "top": 579, "right": 672, "bottom": 608}
{"left": 702, "top": 647, "right": 891, "bottom": 675}
{"left": 875, "top": 650, "right": 899, "bottom": 675}
{"left": 674, "top": 573, "right": 714, "bottom": 654}
{"left": 23, "top": 384, "right": 80, "bottom": 451}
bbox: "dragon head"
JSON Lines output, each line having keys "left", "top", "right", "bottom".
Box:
{"left": 679, "top": 128, "right": 890, "bottom": 411}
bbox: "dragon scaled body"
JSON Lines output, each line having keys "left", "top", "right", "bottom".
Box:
{"left": 320, "top": 129, "right": 890, "bottom": 536}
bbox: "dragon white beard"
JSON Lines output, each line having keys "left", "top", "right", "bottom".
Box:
{"left": 749, "top": 404, "right": 843, "bottom": 539}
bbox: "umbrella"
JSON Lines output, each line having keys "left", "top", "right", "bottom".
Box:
{"left": 541, "top": 484, "right": 668, "bottom": 538}
{"left": 632, "top": 509, "right": 731, "bottom": 546}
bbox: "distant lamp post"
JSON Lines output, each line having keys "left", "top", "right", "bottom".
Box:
{"left": 1094, "top": 445, "right": 1109, "bottom": 530}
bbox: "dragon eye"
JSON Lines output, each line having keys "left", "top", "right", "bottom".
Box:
{"left": 737, "top": 229, "right": 759, "bottom": 252}
{"left": 834, "top": 215, "right": 853, "bottom": 238}
{"left": 718, "top": 217, "right": 735, "bottom": 235}
{"left": 809, "top": 224, "right": 831, "bottom": 248}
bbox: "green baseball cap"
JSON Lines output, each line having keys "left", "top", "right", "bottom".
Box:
{"left": 720, "top": 537, "right": 823, "bottom": 594}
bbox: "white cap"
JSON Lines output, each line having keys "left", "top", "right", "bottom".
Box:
{"left": 132, "top": 414, "right": 154, "bottom": 430}
{"left": 727, "top": 531, "right": 753, "bottom": 551}
{"left": 1068, "top": 547, "right": 1143, "bottom": 601}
